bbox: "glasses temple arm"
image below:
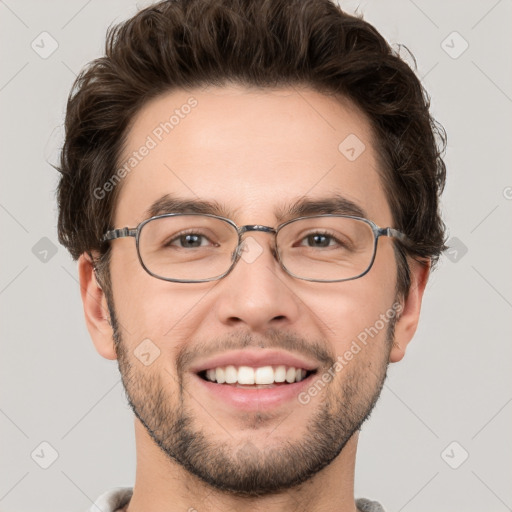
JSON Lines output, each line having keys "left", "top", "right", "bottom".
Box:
{"left": 102, "top": 227, "right": 138, "bottom": 242}
{"left": 382, "top": 227, "right": 414, "bottom": 247}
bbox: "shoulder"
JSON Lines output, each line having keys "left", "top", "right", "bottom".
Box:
{"left": 356, "top": 497, "right": 386, "bottom": 512}
{"left": 86, "top": 487, "right": 133, "bottom": 512}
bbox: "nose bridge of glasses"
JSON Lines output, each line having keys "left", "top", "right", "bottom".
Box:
{"left": 238, "top": 225, "right": 277, "bottom": 236}
{"left": 237, "top": 224, "right": 273, "bottom": 243}
{"left": 233, "top": 224, "right": 279, "bottom": 262}
{"left": 238, "top": 224, "right": 277, "bottom": 247}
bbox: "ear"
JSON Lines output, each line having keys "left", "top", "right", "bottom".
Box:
{"left": 389, "top": 258, "right": 431, "bottom": 363}
{"left": 78, "top": 253, "right": 117, "bottom": 360}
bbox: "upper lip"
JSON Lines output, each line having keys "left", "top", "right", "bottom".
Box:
{"left": 190, "top": 349, "right": 320, "bottom": 374}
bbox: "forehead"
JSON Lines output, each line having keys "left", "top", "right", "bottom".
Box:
{"left": 114, "top": 85, "right": 392, "bottom": 227}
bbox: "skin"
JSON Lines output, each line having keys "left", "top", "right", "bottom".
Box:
{"left": 78, "top": 86, "right": 429, "bottom": 512}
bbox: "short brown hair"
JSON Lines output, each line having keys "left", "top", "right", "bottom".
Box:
{"left": 57, "top": 0, "right": 446, "bottom": 298}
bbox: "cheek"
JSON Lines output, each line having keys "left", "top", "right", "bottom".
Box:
{"left": 109, "top": 251, "right": 214, "bottom": 349}
{"left": 299, "top": 254, "right": 397, "bottom": 357}
{"left": 328, "top": 300, "right": 392, "bottom": 359}
{"left": 109, "top": 248, "right": 172, "bottom": 342}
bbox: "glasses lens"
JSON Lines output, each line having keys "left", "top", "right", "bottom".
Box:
{"left": 138, "top": 215, "right": 238, "bottom": 281}
{"left": 277, "top": 216, "right": 375, "bottom": 281}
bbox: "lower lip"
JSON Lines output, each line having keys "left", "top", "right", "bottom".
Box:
{"left": 193, "top": 373, "right": 316, "bottom": 411}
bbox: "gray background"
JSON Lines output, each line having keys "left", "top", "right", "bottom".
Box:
{"left": 1, "top": 0, "right": 511, "bottom": 511}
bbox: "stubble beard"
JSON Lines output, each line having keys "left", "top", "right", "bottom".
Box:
{"left": 108, "top": 297, "right": 395, "bottom": 497}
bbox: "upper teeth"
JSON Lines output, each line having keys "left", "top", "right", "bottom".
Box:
{"left": 204, "top": 365, "right": 308, "bottom": 385}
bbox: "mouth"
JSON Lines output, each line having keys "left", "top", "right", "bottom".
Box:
{"left": 193, "top": 368, "right": 318, "bottom": 411}
{"left": 197, "top": 365, "right": 317, "bottom": 388}
{"left": 190, "top": 350, "right": 321, "bottom": 411}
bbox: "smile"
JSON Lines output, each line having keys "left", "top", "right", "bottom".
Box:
{"left": 199, "top": 365, "right": 315, "bottom": 386}
{"left": 193, "top": 371, "right": 322, "bottom": 411}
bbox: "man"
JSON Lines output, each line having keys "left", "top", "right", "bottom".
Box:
{"left": 57, "top": 0, "right": 446, "bottom": 510}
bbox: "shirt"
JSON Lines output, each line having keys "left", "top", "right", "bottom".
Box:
{"left": 86, "top": 487, "right": 385, "bottom": 512}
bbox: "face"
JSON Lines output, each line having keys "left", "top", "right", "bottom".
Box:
{"left": 105, "top": 86, "right": 401, "bottom": 495}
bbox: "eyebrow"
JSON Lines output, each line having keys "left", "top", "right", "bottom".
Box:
{"left": 145, "top": 194, "right": 239, "bottom": 219}
{"left": 144, "top": 193, "right": 368, "bottom": 225}
{"left": 274, "top": 194, "right": 367, "bottom": 223}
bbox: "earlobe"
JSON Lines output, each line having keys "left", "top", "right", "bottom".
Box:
{"left": 78, "top": 253, "right": 117, "bottom": 360}
{"left": 389, "top": 258, "right": 431, "bottom": 363}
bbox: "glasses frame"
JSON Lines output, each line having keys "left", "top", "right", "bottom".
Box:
{"left": 101, "top": 213, "right": 411, "bottom": 283}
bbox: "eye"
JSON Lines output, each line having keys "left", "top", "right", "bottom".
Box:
{"left": 298, "top": 231, "right": 345, "bottom": 249}
{"left": 166, "top": 231, "right": 213, "bottom": 248}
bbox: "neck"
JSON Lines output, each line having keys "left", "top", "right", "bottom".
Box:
{"left": 126, "top": 418, "right": 359, "bottom": 512}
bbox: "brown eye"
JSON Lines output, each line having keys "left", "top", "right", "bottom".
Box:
{"left": 165, "top": 231, "right": 213, "bottom": 248}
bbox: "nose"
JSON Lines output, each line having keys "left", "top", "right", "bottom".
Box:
{"left": 214, "top": 232, "right": 301, "bottom": 332}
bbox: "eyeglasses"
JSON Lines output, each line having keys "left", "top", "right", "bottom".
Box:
{"left": 101, "top": 213, "right": 411, "bottom": 283}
